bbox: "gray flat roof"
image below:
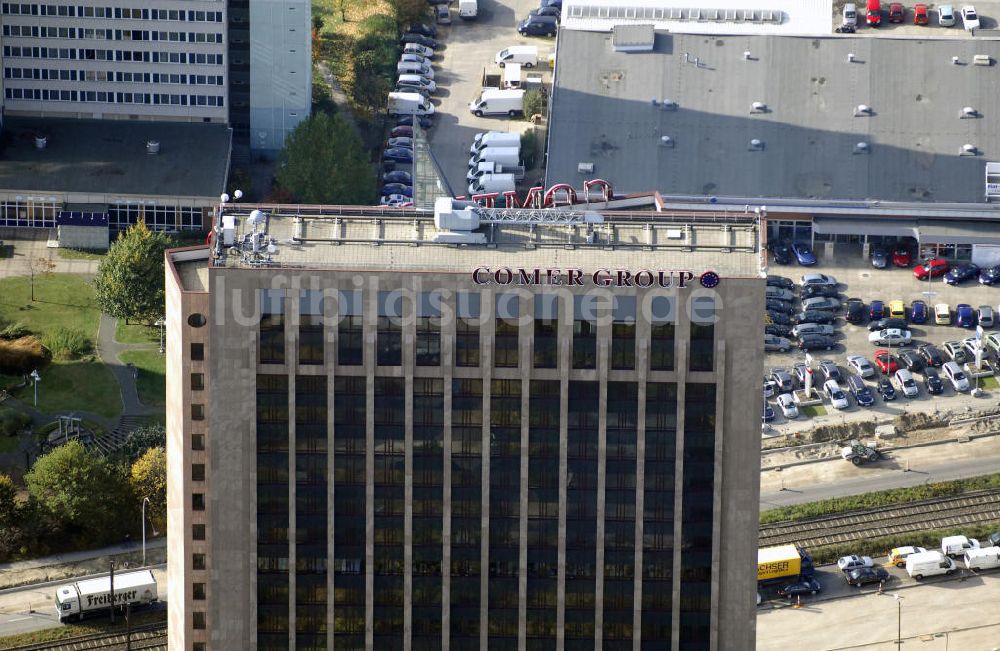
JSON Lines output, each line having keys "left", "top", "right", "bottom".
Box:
{"left": 0, "top": 117, "right": 231, "bottom": 199}
{"left": 547, "top": 32, "right": 1000, "bottom": 204}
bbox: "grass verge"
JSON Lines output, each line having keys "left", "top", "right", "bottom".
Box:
{"left": 977, "top": 376, "right": 999, "bottom": 390}
{"left": 761, "top": 473, "right": 1000, "bottom": 524}
{"left": 799, "top": 405, "right": 827, "bottom": 418}
{"left": 56, "top": 248, "right": 105, "bottom": 261}
{"left": 119, "top": 350, "right": 165, "bottom": 409}
{"left": 7, "top": 361, "right": 121, "bottom": 419}
{"left": 0, "top": 275, "right": 99, "bottom": 344}
{"left": 808, "top": 522, "right": 1000, "bottom": 566}
{"left": 115, "top": 320, "right": 161, "bottom": 345}
{"left": 0, "top": 610, "right": 166, "bottom": 649}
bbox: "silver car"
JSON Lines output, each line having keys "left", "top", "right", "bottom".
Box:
{"left": 800, "top": 273, "right": 838, "bottom": 287}
{"left": 792, "top": 323, "right": 835, "bottom": 338}
{"left": 766, "top": 286, "right": 794, "bottom": 301}
{"left": 765, "top": 335, "right": 792, "bottom": 352}
{"left": 847, "top": 355, "right": 876, "bottom": 378}
{"left": 777, "top": 393, "right": 798, "bottom": 418}
{"left": 801, "top": 296, "right": 841, "bottom": 311}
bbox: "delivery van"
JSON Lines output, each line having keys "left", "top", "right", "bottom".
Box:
{"left": 468, "top": 146, "right": 520, "bottom": 168}
{"left": 459, "top": 0, "right": 477, "bottom": 19}
{"left": 942, "top": 534, "right": 980, "bottom": 557}
{"left": 388, "top": 91, "right": 435, "bottom": 116}
{"left": 905, "top": 550, "right": 956, "bottom": 580}
{"left": 495, "top": 45, "right": 539, "bottom": 68}
{"left": 757, "top": 545, "right": 815, "bottom": 585}
{"left": 468, "top": 172, "right": 517, "bottom": 195}
{"left": 964, "top": 546, "right": 1000, "bottom": 571}
{"left": 469, "top": 88, "right": 525, "bottom": 117}
{"left": 470, "top": 131, "right": 521, "bottom": 153}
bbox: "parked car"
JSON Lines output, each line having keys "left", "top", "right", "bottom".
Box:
{"left": 800, "top": 273, "right": 837, "bottom": 287}
{"left": 956, "top": 303, "right": 976, "bottom": 328}
{"left": 824, "top": 380, "right": 849, "bottom": 409}
{"left": 943, "top": 340, "right": 969, "bottom": 364}
{"left": 381, "top": 183, "right": 413, "bottom": 197}
{"left": 383, "top": 170, "right": 413, "bottom": 184}
{"left": 791, "top": 323, "right": 835, "bottom": 338}
{"left": 400, "top": 33, "right": 440, "bottom": 48}
{"left": 869, "top": 300, "right": 886, "bottom": 321}
{"left": 763, "top": 378, "right": 778, "bottom": 398}
{"left": 403, "top": 43, "right": 435, "bottom": 59}
{"left": 918, "top": 344, "right": 945, "bottom": 367}
{"left": 866, "top": 0, "right": 882, "bottom": 25}
{"left": 847, "top": 375, "right": 875, "bottom": 407}
{"left": 894, "top": 369, "right": 919, "bottom": 398}
{"left": 517, "top": 14, "right": 559, "bottom": 36}
{"left": 407, "top": 22, "right": 437, "bottom": 37}
{"left": 914, "top": 258, "right": 950, "bottom": 280}
{"left": 379, "top": 194, "right": 412, "bottom": 207}
{"left": 382, "top": 147, "right": 414, "bottom": 162}
{"left": 888, "top": 2, "right": 904, "bottom": 21}
{"left": 935, "top": 303, "right": 952, "bottom": 325}
{"left": 924, "top": 369, "right": 944, "bottom": 394}
{"left": 961, "top": 5, "right": 980, "bottom": 30}
{"left": 846, "top": 298, "right": 867, "bottom": 324}
{"left": 765, "top": 335, "right": 792, "bottom": 352}
{"left": 770, "top": 242, "right": 792, "bottom": 265}
{"left": 802, "top": 285, "right": 840, "bottom": 299}
{"left": 942, "top": 361, "right": 971, "bottom": 391}
{"left": 777, "top": 393, "right": 798, "bottom": 418}
{"left": 436, "top": 6, "right": 452, "bottom": 24}
{"left": 845, "top": 567, "right": 890, "bottom": 587}
{"left": 766, "top": 324, "right": 793, "bottom": 337}
{"left": 798, "top": 335, "right": 836, "bottom": 351}
{"left": 889, "top": 546, "right": 927, "bottom": 568}
{"left": 389, "top": 125, "right": 413, "bottom": 138}
{"left": 876, "top": 377, "right": 897, "bottom": 401}
{"left": 792, "top": 241, "right": 817, "bottom": 265}
{"left": 945, "top": 263, "right": 980, "bottom": 285}
{"left": 530, "top": 5, "right": 562, "bottom": 18}
{"left": 387, "top": 136, "right": 414, "bottom": 149}
{"left": 792, "top": 363, "right": 808, "bottom": 387}
{"left": 802, "top": 296, "right": 841, "bottom": 312}
{"left": 939, "top": 4, "right": 956, "bottom": 25}
{"left": 838, "top": 555, "right": 874, "bottom": 572}
{"left": 843, "top": 2, "right": 858, "bottom": 25}
{"left": 763, "top": 401, "right": 775, "bottom": 423}
{"left": 771, "top": 368, "right": 794, "bottom": 393}
{"left": 819, "top": 360, "right": 841, "bottom": 381}
{"left": 777, "top": 578, "right": 822, "bottom": 598}
{"left": 988, "top": 333, "right": 1000, "bottom": 355}
{"left": 979, "top": 305, "right": 994, "bottom": 328}
{"left": 888, "top": 300, "right": 907, "bottom": 321}
{"left": 848, "top": 355, "right": 876, "bottom": 378}
{"left": 910, "top": 300, "right": 928, "bottom": 324}
{"left": 767, "top": 311, "right": 792, "bottom": 326}
{"left": 766, "top": 299, "right": 795, "bottom": 315}
{"left": 961, "top": 337, "right": 983, "bottom": 361}
{"left": 979, "top": 265, "right": 1000, "bottom": 285}
{"left": 792, "top": 311, "right": 836, "bottom": 326}
{"left": 868, "top": 328, "right": 912, "bottom": 347}
{"left": 766, "top": 286, "right": 794, "bottom": 301}
{"left": 869, "top": 317, "right": 908, "bottom": 332}
{"left": 899, "top": 350, "right": 925, "bottom": 372}
{"left": 766, "top": 275, "right": 795, "bottom": 289}
{"left": 871, "top": 247, "right": 889, "bottom": 269}
{"left": 913, "top": 3, "right": 929, "bottom": 24}
{"left": 394, "top": 114, "right": 433, "bottom": 129}
{"left": 874, "top": 349, "right": 900, "bottom": 374}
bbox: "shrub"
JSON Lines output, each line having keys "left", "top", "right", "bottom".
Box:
{"left": 0, "top": 407, "right": 31, "bottom": 437}
{"left": 359, "top": 13, "right": 399, "bottom": 37}
{"left": 42, "top": 328, "right": 91, "bottom": 361}
{"left": 521, "top": 131, "right": 540, "bottom": 169}
{"left": 0, "top": 336, "right": 50, "bottom": 374}
{"left": 522, "top": 89, "right": 547, "bottom": 121}
{"left": 0, "top": 322, "right": 29, "bottom": 340}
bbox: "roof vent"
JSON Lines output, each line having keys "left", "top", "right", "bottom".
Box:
{"left": 577, "top": 162, "right": 595, "bottom": 173}
{"left": 974, "top": 54, "right": 992, "bottom": 66}
{"left": 847, "top": 52, "right": 856, "bottom": 63}
{"left": 952, "top": 56, "right": 961, "bottom": 65}
{"left": 743, "top": 50, "right": 752, "bottom": 60}
{"left": 650, "top": 98, "right": 658, "bottom": 106}
{"left": 750, "top": 101, "right": 767, "bottom": 114}
{"left": 659, "top": 135, "right": 674, "bottom": 148}
{"left": 146, "top": 140, "right": 161, "bottom": 154}
{"left": 748, "top": 139, "right": 764, "bottom": 151}
{"left": 612, "top": 24, "right": 655, "bottom": 53}
{"left": 854, "top": 142, "right": 869, "bottom": 154}
{"left": 854, "top": 104, "right": 872, "bottom": 116}
{"left": 34, "top": 135, "right": 48, "bottom": 150}
{"left": 661, "top": 99, "right": 677, "bottom": 111}
{"left": 961, "top": 144, "right": 978, "bottom": 156}
{"left": 961, "top": 106, "right": 979, "bottom": 118}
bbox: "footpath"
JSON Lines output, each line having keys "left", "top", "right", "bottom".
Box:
{"left": 0, "top": 539, "right": 168, "bottom": 592}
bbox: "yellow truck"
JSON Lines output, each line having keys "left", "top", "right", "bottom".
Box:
{"left": 758, "top": 544, "right": 815, "bottom": 583}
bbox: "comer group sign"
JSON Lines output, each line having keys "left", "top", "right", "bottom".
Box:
{"left": 472, "top": 267, "right": 720, "bottom": 289}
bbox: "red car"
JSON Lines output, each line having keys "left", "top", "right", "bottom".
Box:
{"left": 913, "top": 3, "right": 929, "bottom": 24}
{"left": 888, "top": 2, "right": 904, "bottom": 21}
{"left": 892, "top": 243, "right": 912, "bottom": 267}
{"left": 913, "top": 258, "right": 950, "bottom": 280}
{"left": 874, "top": 349, "right": 900, "bottom": 374}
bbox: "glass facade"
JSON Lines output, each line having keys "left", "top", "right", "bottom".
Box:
{"left": 488, "top": 379, "right": 521, "bottom": 641}
{"left": 526, "top": 380, "right": 559, "bottom": 647}
{"left": 604, "top": 381, "right": 637, "bottom": 648}
{"left": 296, "top": 375, "right": 328, "bottom": 649}
{"left": 377, "top": 292, "right": 403, "bottom": 367}
{"left": 415, "top": 293, "right": 442, "bottom": 367}
{"left": 572, "top": 296, "right": 597, "bottom": 370}
{"left": 533, "top": 294, "right": 558, "bottom": 369}
{"left": 299, "top": 290, "right": 324, "bottom": 366}
{"left": 259, "top": 289, "right": 285, "bottom": 365}
{"left": 373, "top": 377, "right": 405, "bottom": 645}
{"left": 566, "top": 381, "right": 598, "bottom": 645}
{"left": 256, "top": 374, "right": 289, "bottom": 650}
{"left": 413, "top": 378, "right": 444, "bottom": 649}
{"left": 611, "top": 297, "right": 636, "bottom": 371}
{"left": 642, "top": 382, "right": 676, "bottom": 647}
{"left": 337, "top": 290, "right": 363, "bottom": 367}
{"left": 650, "top": 296, "right": 675, "bottom": 371}
{"left": 451, "top": 378, "right": 482, "bottom": 645}
{"left": 455, "top": 293, "right": 481, "bottom": 368}
{"left": 333, "top": 376, "right": 365, "bottom": 647}
{"left": 689, "top": 297, "right": 716, "bottom": 373}
{"left": 494, "top": 294, "right": 519, "bottom": 368}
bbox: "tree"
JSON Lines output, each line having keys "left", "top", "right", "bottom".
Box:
{"left": 129, "top": 447, "right": 166, "bottom": 532}
{"left": 93, "top": 222, "right": 173, "bottom": 324}
{"left": 0, "top": 473, "right": 16, "bottom": 528}
{"left": 276, "top": 112, "right": 377, "bottom": 205}
{"left": 25, "top": 441, "right": 130, "bottom": 542}
{"left": 387, "top": 0, "right": 429, "bottom": 26}
{"left": 115, "top": 424, "right": 166, "bottom": 465}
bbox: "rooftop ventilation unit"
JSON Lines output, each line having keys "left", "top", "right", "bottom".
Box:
{"left": 611, "top": 24, "right": 655, "bottom": 53}
{"left": 961, "top": 106, "right": 979, "bottom": 119}
{"left": 854, "top": 142, "right": 869, "bottom": 154}
{"left": 577, "top": 162, "right": 595, "bottom": 173}
{"left": 750, "top": 101, "right": 767, "bottom": 114}
{"left": 974, "top": 54, "right": 992, "bottom": 66}
{"left": 146, "top": 140, "right": 160, "bottom": 154}
{"left": 661, "top": 99, "right": 677, "bottom": 111}
{"left": 659, "top": 136, "right": 674, "bottom": 148}
{"left": 743, "top": 50, "right": 752, "bottom": 60}
{"left": 961, "top": 144, "right": 978, "bottom": 156}
{"left": 748, "top": 139, "right": 764, "bottom": 151}
{"left": 854, "top": 104, "right": 872, "bottom": 116}
{"left": 952, "top": 56, "right": 961, "bottom": 65}
{"left": 847, "top": 52, "right": 856, "bottom": 63}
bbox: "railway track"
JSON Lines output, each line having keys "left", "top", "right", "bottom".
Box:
{"left": 9, "top": 622, "right": 165, "bottom": 651}
{"left": 759, "top": 489, "right": 1000, "bottom": 551}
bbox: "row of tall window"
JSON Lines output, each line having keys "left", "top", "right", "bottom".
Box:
{"left": 4, "top": 67, "right": 223, "bottom": 85}
{"left": 258, "top": 289, "right": 716, "bottom": 372}
{"left": 4, "top": 86, "right": 224, "bottom": 105}
{"left": 1, "top": 4, "right": 223, "bottom": 22}
{"left": 2, "top": 46, "right": 224, "bottom": 64}
{"left": 2, "top": 25, "right": 223, "bottom": 42}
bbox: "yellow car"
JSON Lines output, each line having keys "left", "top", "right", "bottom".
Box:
{"left": 888, "top": 546, "right": 927, "bottom": 568}
{"left": 888, "top": 300, "right": 906, "bottom": 320}
{"left": 935, "top": 303, "right": 951, "bottom": 325}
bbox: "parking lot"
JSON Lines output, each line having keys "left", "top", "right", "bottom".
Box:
{"left": 830, "top": 0, "right": 1000, "bottom": 34}
{"left": 764, "top": 248, "right": 1000, "bottom": 434}
{"left": 424, "top": 0, "right": 554, "bottom": 193}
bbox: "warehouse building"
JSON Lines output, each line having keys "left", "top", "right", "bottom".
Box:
{"left": 165, "top": 200, "right": 764, "bottom": 650}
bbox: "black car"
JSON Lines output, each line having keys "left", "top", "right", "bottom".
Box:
{"left": 845, "top": 567, "right": 890, "bottom": 587}
{"left": 400, "top": 33, "right": 440, "bottom": 49}
{"left": 765, "top": 324, "right": 793, "bottom": 337}
{"left": 793, "top": 310, "right": 836, "bottom": 325}
{"left": 776, "top": 578, "right": 822, "bottom": 598}
{"left": 845, "top": 298, "right": 867, "bottom": 324}
{"left": 426, "top": 0, "right": 451, "bottom": 5}
{"left": 517, "top": 14, "right": 558, "bottom": 36}
{"left": 763, "top": 401, "right": 775, "bottom": 422}
{"left": 868, "top": 317, "right": 908, "bottom": 332}
{"left": 876, "top": 377, "right": 896, "bottom": 401}
{"left": 847, "top": 375, "right": 875, "bottom": 407}
{"left": 944, "top": 263, "right": 980, "bottom": 285}
{"left": 767, "top": 311, "right": 792, "bottom": 326}
{"left": 529, "top": 5, "right": 562, "bottom": 18}
{"left": 770, "top": 242, "right": 792, "bottom": 265}
{"left": 979, "top": 265, "right": 1000, "bottom": 286}
{"left": 925, "top": 369, "right": 944, "bottom": 394}
{"left": 798, "top": 335, "right": 835, "bottom": 351}
{"left": 766, "top": 298, "right": 795, "bottom": 314}
{"left": 394, "top": 114, "right": 434, "bottom": 129}
{"left": 918, "top": 344, "right": 945, "bottom": 367}
{"left": 801, "top": 285, "right": 840, "bottom": 299}
{"left": 407, "top": 22, "right": 438, "bottom": 37}
{"left": 988, "top": 531, "right": 1000, "bottom": 547}
{"left": 899, "top": 350, "right": 925, "bottom": 373}
{"left": 871, "top": 247, "right": 889, "bottom": 269}
{"left": 767, "top": 275, "right": 795, "bottom": 290}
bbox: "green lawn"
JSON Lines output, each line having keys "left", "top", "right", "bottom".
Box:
{"left": 799, "top": 405, "right": 827, "bottom": 418}
{"left": 977, "top": 376, "right": 999, "bottom": 390}
{"left": 7, "top": 361, "right": 121, "bottom": 418}
{"left": 0, "top": 275, "right": 99, "bottom": 342}
{"left": 115, "top": 319, "right": 161, "bottom": 345}
{"left": 56, "top": 248, "right": 105, "bottom": 261}
{"left": 119, "top": 349, "right": 165, "bottom": 409}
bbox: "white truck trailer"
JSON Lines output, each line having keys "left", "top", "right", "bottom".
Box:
{"left": 55, "top": 569, "right": 158, "bottom": 622}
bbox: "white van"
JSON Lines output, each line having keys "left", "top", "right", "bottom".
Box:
{"left": 388, "top": 91, "right": 435, "bottom": 116}
{"left": 503, "top": 63, "right": 522, "bottom": 89}
{"left": 469, "top": 89, "right": 525, "bottom": 117}
{"left": 495, "top": 45, "right": 538, "bottom": 68}
{"left": 942, "top": 535, "right": 980, "bottom": 557}
{"left": 470, "top": 131, "right": 521, "bottom": 154}
{"left": 468, "top": 172, "right": 516, "bottom": 195}
{"left": 905, "top": 551, "right": 956, "bottom": 580}
{"left": 964, "top": 546, "right": 1000, "bottom": 571}
{"left": 469, "top": 146, "right": 520, "bottom": 168}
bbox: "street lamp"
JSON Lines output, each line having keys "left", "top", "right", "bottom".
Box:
{"left": 141, "top": 497, "right": 159, "bottom": 567}
{"left": 893, "top": 593, "right": 904, "bottom": 649}
{"left": 29, "top": 369, "right": 40, "bottom": 407}
{"left": 154, "top": 318, "right": 165, "bottom": 354}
